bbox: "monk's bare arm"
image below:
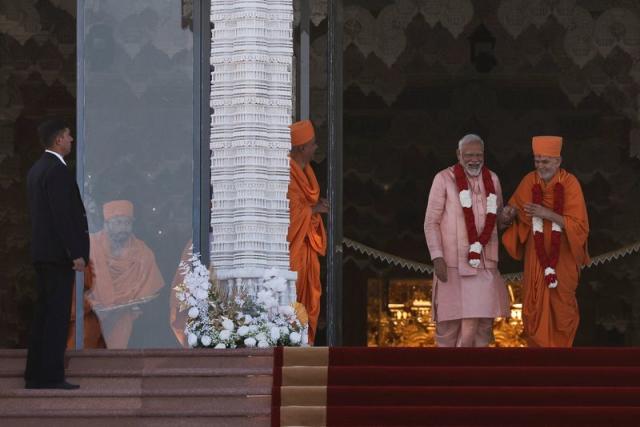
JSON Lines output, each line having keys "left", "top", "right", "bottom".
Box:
{"left": 499, "top": 206, "right": 517, "bottom": 230}
{"left": 547, "top": 211, "right": 565, "bottom": 227}
{"left": 312, "top": 198, "right": 329, "bottom": 214}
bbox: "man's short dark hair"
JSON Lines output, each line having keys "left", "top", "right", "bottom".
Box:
{"left": 37, "top": 118, "right": 69, "bottom": 148}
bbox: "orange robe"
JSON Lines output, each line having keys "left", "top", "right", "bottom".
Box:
{"left": 502, "top": 170, "right": 589, "bottom": 347}
{"left": 288, "top": 160, "right": 327, "bottom": 344}
{"left": 86, "top": 230, "right": 165, "bottom": 348}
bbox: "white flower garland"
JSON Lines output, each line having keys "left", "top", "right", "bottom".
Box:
{"left": 532, "top": 216, "right": 563, "bottom": 288}
{"left": 456, "top": 177, "right": 498, "bottom": 268}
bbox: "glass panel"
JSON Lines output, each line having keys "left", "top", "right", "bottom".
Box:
{"left": 80, "top": 0, "right": 193, "bottom": 348}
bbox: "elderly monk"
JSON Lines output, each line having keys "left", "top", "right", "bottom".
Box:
{"left": 288, "top": 120, "right": 328, "bottom": 345}
{"left": 83, "top": 200, "right": 165, "bottom": 348}
{"left": 502, "top": 136, "right": 589, "bottom": 347}
{"left": 424, "top": 134, "right": 510, "bottom": 347}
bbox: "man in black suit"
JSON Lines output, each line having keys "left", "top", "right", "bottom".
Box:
{"left": 24, "top": 118, "right": 90, "bottom": 390}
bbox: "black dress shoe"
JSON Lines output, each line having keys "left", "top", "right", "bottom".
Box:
{"left": 39, "top": 381, "right": 80, "bottom": 390}
{"left": 50, "top": 381, "right": 80, "bottom": 390}
{"left": 25, "top": 381, "right": 42, "bottom": 389}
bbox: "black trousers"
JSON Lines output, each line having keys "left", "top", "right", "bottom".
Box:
{"left": 24, "top": 262, "right": 74, "bottom": 385}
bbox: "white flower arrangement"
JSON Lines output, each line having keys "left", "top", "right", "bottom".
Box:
{"left": 174, "top": 253, "right": 306, "bottom": 348}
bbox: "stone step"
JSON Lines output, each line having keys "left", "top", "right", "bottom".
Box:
{"left": 3, "top": 410, "right": 270, "bottom": 427}
{"left": 3, "top": 356, "right": 273, "bottom": 371}
{"left": 0, "top": 349, "right": 274, "bottom": 371}
{"left": 2, "top": 407, "right": 271, "bottom": 416}
{"left": 0, "top": 387, "right": 271, "bottom": 398}
{"left": 0, "top": 366, "right": 273, "bottom": 377}
{"left": 0, "top": 369, "right": 273, "bottom": 390}
{"left": 0, "top": 349, "right": 275, "bottom": 425}
{"left": 3, "top": 418, "right": 269, "bottom": 427}
{"left": 0, "top": 349, "right": 274, "bottom": 358}
{"left": 0, "top": 389, "right": 271, "bottom": 411}
{"left": 4, "top": 418, "right": 269, "bottom": 427}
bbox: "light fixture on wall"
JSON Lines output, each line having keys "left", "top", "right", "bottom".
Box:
{"left": 468, "top": 24, "right": 497, "bottom": 73}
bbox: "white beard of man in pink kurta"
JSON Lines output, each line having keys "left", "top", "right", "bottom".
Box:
{"left": 424, "top": 134, "right": 510, "bottom": 347}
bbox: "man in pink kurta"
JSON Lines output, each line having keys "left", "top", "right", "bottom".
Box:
{"left": 424, "top": 134, "right": 510, "bottom": 347}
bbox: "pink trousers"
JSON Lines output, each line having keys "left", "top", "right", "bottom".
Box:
{"left": 436, "top": 318, "right": 494, "bottom": 347}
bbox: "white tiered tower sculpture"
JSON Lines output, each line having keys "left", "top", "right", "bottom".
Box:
{"left": 209, "top": 0, "right": 297, "bottom": 305}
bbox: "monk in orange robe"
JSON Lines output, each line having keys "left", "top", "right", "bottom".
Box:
{"left": 288, "top": 120, "right": 328, "bottom": 344}
{"left": 502, "top": 136, "right": 589, "bottom": 347}
{"left": 80, "top": 200, "right": 164, "bottom": 349}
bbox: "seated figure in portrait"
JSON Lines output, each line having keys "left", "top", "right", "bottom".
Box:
{"left": 82, "top": 200, "right": 165, "bottom": 349}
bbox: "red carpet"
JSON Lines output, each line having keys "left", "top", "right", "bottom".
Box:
{"left": 272, "top": 347, "right": 640, "bottom": 426}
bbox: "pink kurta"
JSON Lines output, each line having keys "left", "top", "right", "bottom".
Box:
{"left": 424, "top": 166, "right": 509, "bottom": 322}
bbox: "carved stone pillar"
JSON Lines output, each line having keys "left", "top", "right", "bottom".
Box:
{"left": 209, "top": 0, "right": 296, "bottom": 303}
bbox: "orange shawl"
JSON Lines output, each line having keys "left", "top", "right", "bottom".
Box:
{"left": 85, "top": 230, "right": 164, "bottom": 348}
{"left": 502, "top": 170, "right": 589, "bottom": 347}
{"left": 288, "top": 160, "right": 327, "bottom": 344}
{"left": 87, "top": 230, "right": 164, "bottom": 307}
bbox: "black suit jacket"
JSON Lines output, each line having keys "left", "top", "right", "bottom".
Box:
{"left": 27, "top": 152, "right": 90, "bottom": 265}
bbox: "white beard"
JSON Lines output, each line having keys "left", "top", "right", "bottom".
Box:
{"left": 464, "top": 165, "right": 482, "bottom": 177}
